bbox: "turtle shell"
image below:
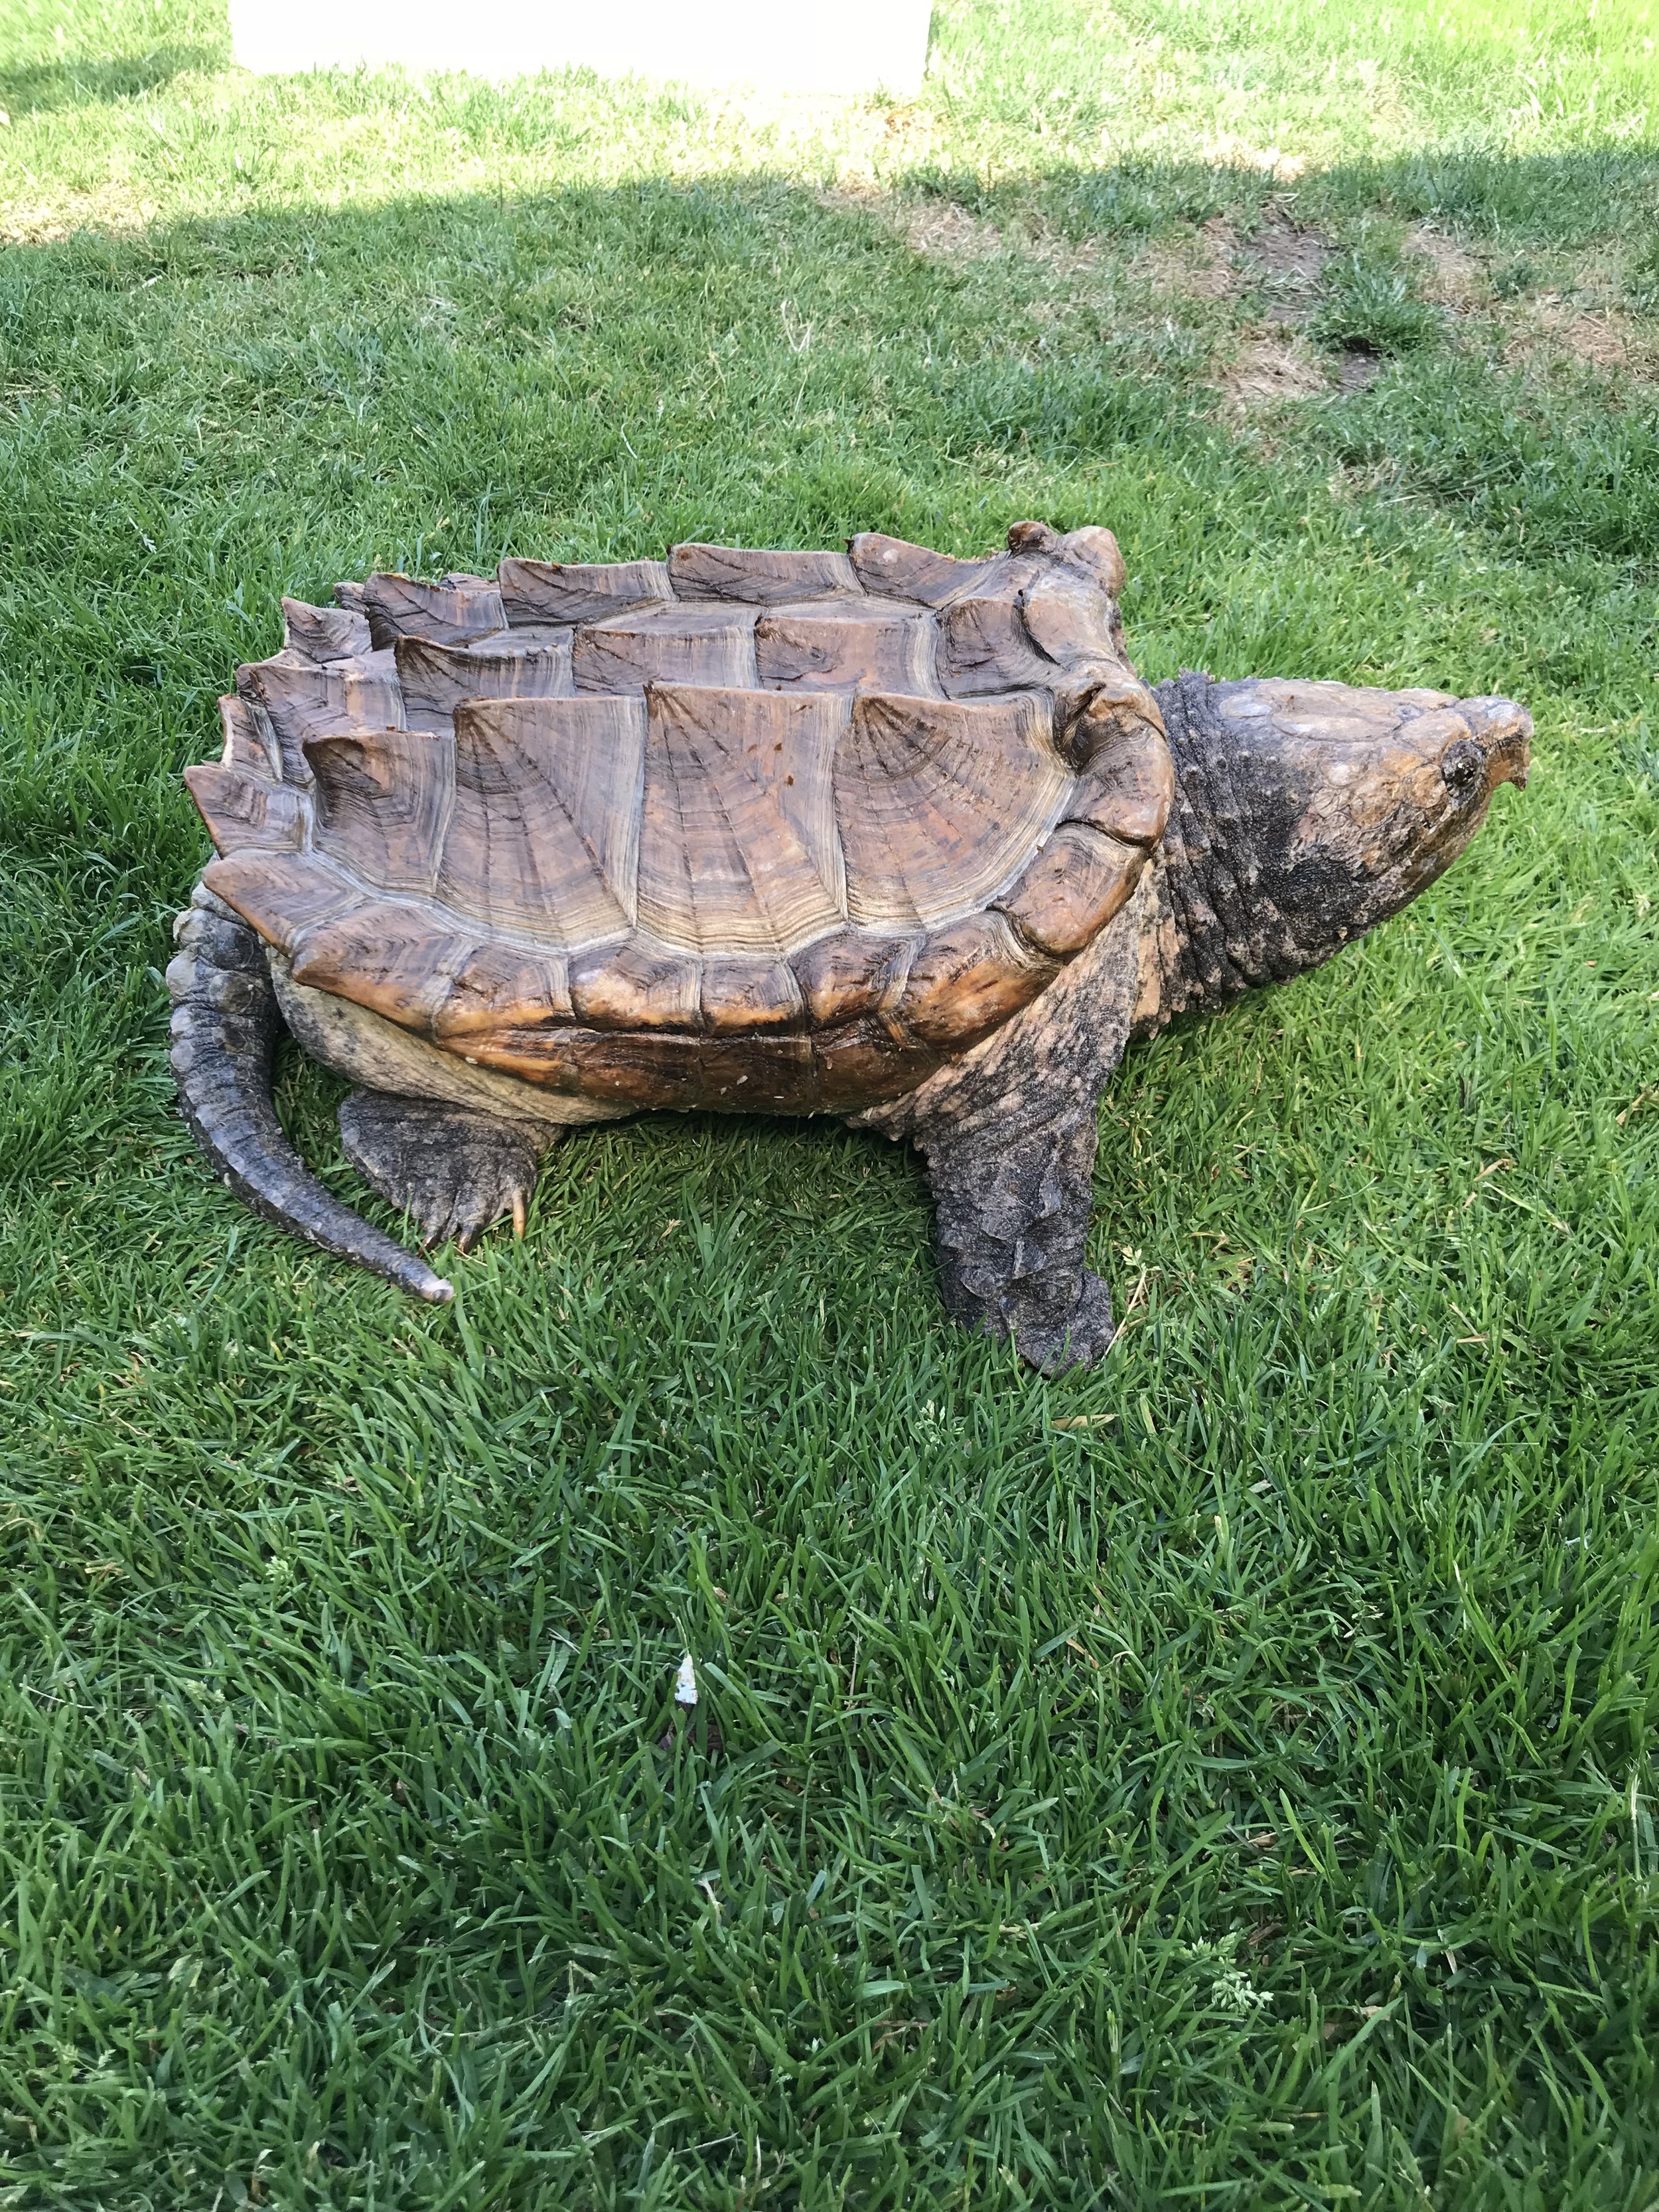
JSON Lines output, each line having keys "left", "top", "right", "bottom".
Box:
{"left": 188, "top": 522, "right": 1173, "bottom": 1116}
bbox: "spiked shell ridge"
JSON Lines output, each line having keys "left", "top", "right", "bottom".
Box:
{"left": 187, "top": 524, "right": 1174, "bottom": 1115}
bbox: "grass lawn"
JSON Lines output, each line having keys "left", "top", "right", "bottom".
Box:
{"left": 3, "top": 0, "right": 1659, "bottom": 2203}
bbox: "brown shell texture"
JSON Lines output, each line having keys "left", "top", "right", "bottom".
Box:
{"left": 188, "top": 523, "right": 1174, "bottom": 1115}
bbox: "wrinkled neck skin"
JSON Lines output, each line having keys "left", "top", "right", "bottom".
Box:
{"left": 1132, "top": 672, "right": 1318, "bottom": 1035}
{"left": 1129, "top": 669, "right": 1527, "bottom": 1037}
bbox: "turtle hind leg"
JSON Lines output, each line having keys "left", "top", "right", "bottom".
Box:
{"left": 916, "top": 1105, "right": 1113, "bottom": 1375}
{"left": 338, "top": 1092, "right": 553, "bottom": 1254}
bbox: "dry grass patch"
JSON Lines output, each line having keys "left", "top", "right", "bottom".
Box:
{"left": 1371, "top": 235, "right": 1659, "bottom": 380}
{"left": 1506, "top": 293, "right": 1657, "bottom": 378}
{"left": 1132, "top": 217, "right": 1238, "bottom": 304}
{"left": 1479, "top": 244, "right": 1659, "bottom": 381}
{"left": 899, "top": 196, "right": 1007, "bottom": 263}
{"left": 0, "top": 186, "right": 162, "bottom": 242}
{"left": 1406, "top": 224, "right": 1485, "bottom": 309}
{"left": 1216, "top": 332, "right": 1329, "bottom": 413}
{"left": 820, "top": 185, "right": 1106, "bottom": 277}
{"left": 1234, "top": 215, "right": 1333, "bottom": 327}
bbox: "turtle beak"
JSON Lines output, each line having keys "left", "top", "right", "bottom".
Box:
{"left": 1443, "top": 696, "right": 1532, "bottom": 798}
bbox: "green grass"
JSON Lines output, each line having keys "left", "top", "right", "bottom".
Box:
{"left": 2, "top": 1, "right": 1659, "bottom": 2205}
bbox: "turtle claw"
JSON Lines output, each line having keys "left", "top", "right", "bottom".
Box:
{"left": 338, "top": 1092, "right": 549, "bottom": 1258}
{"left": 1009, "top": 1270, "right": 1116, "bottom": 1376}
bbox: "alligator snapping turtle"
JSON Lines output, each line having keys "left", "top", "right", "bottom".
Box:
{"left": 169, "top": 522, "right": 1530, "bottom": 1370}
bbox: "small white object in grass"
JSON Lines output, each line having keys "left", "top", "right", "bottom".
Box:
{"left": 674, "top": 1653, "right": 698, "bottom": 1708}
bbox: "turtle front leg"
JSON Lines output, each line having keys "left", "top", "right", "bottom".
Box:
{"left": 856, "top": 892, "right": 1147, "bottom": 1374}
{"left": 338, "top": 1091, "right": 553, "bottom": 1254}
{"left": 913, "top": 1102, "right": 1113, "bottom": 1374}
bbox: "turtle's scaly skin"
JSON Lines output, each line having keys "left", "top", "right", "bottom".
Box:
{"left": 169, "top": 524, "right": 1531, "bottom": 1369}
{"left": 185, "top": 522, "right": 1171, "bottom": 1120}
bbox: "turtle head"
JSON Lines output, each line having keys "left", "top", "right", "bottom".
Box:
{"left": 1147, "top": 672, "right": 1530, "bottom": 1019}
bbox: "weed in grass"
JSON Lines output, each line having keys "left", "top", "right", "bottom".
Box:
{"left": 1494, "top": 255, "right": 1542, "bottom": 299}
{"left": 1315, "top": 252, "right": 1444, "bottom": 358}
{"left": 1626, "top": 232, "right": 1659, "bottom": 311}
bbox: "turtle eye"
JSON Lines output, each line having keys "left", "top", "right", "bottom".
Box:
{"left": 1440, "top": 737, "right": 1485, "bottom": 800}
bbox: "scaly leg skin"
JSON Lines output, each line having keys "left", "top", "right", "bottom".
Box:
{"left": 916, "top": 1104, "right": 1113, "bottom": 1374}
{"left": 855, "top": 891, "right": 1147, "bottom": 1373}
{"left": 338, "top": 1090, "right": 553, "bottom": 1254}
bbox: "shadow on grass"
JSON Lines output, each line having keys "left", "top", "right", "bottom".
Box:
{"left": 0, "top": 43, "right": 222, "bottom": 115}
{"left": 911, "top": 141, "right": 1659, "bottom": 246}
{"left": 1, "top": 141, "right": 1656, "bottom": 717}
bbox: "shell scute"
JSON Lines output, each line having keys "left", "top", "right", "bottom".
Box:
{"left": 669, "top": 543, "right": 859, "bottom": 604}
{"left": 289, "top": 903, "right": 472, "bottom": 1032}
{"left": 937, "top": 583, "right": 1056, "bottom": 700}
{"left": 185, "top": 762, "right": 308, "bottom": 854}
{"left": 995, "top": 822, "right": 1143, "bottom": 958}
{"left": 835, "top": 692, "right": 1069, "bottom": 930}
{"left": 698, "top": 1034, "right": 817, "bottom": 1111}
{"left": 437, "top": 696, "right": 644, "bottom": 943}
{"left": 699, "top": 956, "right": 806, "bottom": 1035}
{"left": 813, "top": 1021, "right": 938, "bottom": 1110}
{"left": 846, "top": 533, "right": 996, "bottom": 606}
{"left": 1017, "top": 564, "right": 1117, "bottom": 667}
{"left": 360, "top": 571, "right": 505, "bottom": 650}
{"left": 1066, "top": 707, "right": 1175, "bottom": 850}
{"left": 282, "top": 597, "right": 372, "bottom": 665}
{"left": 238, "top": 653, "right": 405, "bottom": 783}
{"left": 1052, "top": 524, "right": 1127, "bottom": 597}
{"left": 305, "top": 728, "right": 454, "bottom": 894}
{"left": 431, "top": 942, "right": 573, "bottom": 1039}
{"left": 476, "top": 623, "right": 573, "bottom": 654}
{"left": 569, "top": 942, "right": 701, "bottom": 1030}
{"left": 395, "top": 633, "right": 573, "bottom": 735}
{"left": 572, "top": 605, "right": 757, "bottom": 695}
{"left": 468, "top": 1025, "right": 699, "bottom": 1104}
{"left": 498, "top": 555, "right": 672, "bottom": 627}
{"left": 469, "top": 1028, "right": 824, "bottom": 1114}
{"left": 218, "top": 694, "right": 281, "bottom": 780}
{"left": 756, "top": 609, "right": 938, "bottom": 696}
{"left": 202, "top": 851, "right": 363, "bottom": 954}
{"left": 897, "top": 911, "right": 1055, "bottom": 1048}
{"left": 792, "top": 928, "right": 913, "bottom": 1027}
{"left": 637, "top": 684, "right": 845, "bottom": 955}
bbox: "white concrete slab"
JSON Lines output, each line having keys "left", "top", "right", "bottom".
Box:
{"left": 229, "top": 0, "right": 934, "bottom": 96}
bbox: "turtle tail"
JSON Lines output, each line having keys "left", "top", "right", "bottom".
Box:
{"left": 167, "top": 883, "right": 454, "bottom": 1303}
